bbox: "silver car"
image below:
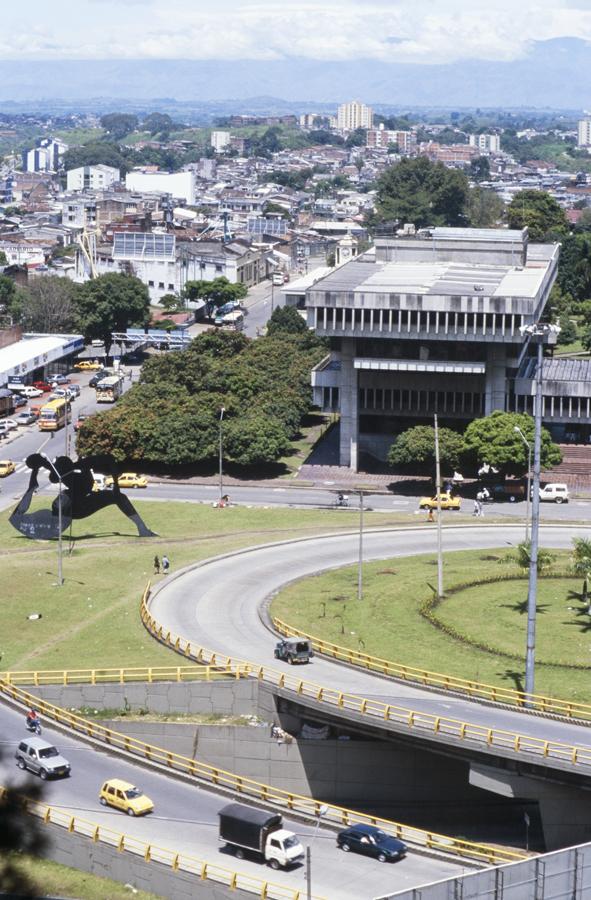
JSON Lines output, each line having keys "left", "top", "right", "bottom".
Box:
{"left": 15, "top": 737, "right": 71, "bottom": 779}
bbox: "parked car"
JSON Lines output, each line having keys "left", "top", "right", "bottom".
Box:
{"left": 2, "top": 418, "right": 18, "bottom": 430}
{"left": 117, "top": 473, "right": 148, "bottom": 489}
{"left": 0, "top": 460, "right": 16, "bottom": 476}
{"left": 15, "top": 411, "right": 37, "bottom": 426}
{"left": 274, "top": 637, "right": 314, "bottom": 664}
{"left": 32, "top": 380, "right": 53, "bottom": 392}
{"left": 51, "top": 374, "right": 71, "bottom": 386}
{"left": 538, "top": 483, "right": 569, "bottom": 504}
{"left": 74, "top": 360, "right": 103, "bottom": 371}
{"left": 18, "top": 386, "right": 43, "bottom": 398}
{"left": 12, "top": 395, "right": 27, "bottom": 409}
{"left": 15, "top": 737, "right": 71, "bottom": 780}
{"left": 337, "top": 825, "right": 407, "bottom": 863}
{"left": 0, "top": 423, "right": 10, "bottom": 437}
{"left": 419, "top": 492, "right": 461, "bottom": 511}
{"left": 99, "top": 779, "right": 153, "bottom": 816}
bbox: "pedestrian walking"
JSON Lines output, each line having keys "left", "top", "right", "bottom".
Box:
{"left": 473, "top": 499, "right": 480, "bottom": 517}
{"left": 153, "top": 555, "right": 160, "bottom": 575}
{"left": 162, "top": 555, "right": 170, "bottom": 574}
{"left": 427, "top": 508, "right": 435, "bottom": 523}
{"left": 478, "top": 500, "right": 484, "bottom": 518}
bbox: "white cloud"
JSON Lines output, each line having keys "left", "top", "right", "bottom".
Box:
{"left": 2, "top": 0, "right": 591, "bottom": 62}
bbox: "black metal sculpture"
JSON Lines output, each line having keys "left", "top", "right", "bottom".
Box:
{"left": 9, "top": 453, "right": 156, "bottom": 540}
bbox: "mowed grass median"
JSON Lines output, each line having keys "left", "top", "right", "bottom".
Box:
{"left": 1, "top": 498, "right": 417, "bottom": 672}
{"left": 271, "top": 549, "right": 591, "bottom": 704}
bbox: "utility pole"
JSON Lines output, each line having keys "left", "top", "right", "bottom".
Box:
{"left": 525, "top": 336, "right": 543, "bottom": 702}
{"left": 434, "top": 414, "right": 443, "bottom": 598}
{"left": 357, "top": 489, "right": 364, "bottom": 601}
{"left": 218, "top": 407, "right": 225, "bottom": 504}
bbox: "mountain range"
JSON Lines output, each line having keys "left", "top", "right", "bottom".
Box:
{"left": 0, "top": 38, "right": 589, "bottom": 110}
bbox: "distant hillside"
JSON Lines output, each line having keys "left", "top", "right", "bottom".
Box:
{"left": 0, "top": 39, "right": 589, "bottom": 109}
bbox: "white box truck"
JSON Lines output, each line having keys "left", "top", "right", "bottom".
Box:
{"left": 218, "top": 803, "right": 304, "bottom": 869}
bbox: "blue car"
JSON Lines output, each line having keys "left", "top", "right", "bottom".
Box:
{"left": 337, "top": 825, "right": 407, "bottom": 863}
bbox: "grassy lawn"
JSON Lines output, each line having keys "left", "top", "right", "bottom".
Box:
{"left": 1, "top": 499, "right": 418, "bottom": 672}
{"left": 271, "top": 549, "right": 591, "bottom": 703}
{"left": 2, "top": 852, "right": 161, "bottom": 900}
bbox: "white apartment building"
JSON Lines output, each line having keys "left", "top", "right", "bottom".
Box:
{"left": 337, "top": 100, "right": 373, "bottom": 132}
{"left": 211, "top": 131, "right": 231, "bottom": 152}
{"left": 578, "top": 118, "right": 591, "bottom": 148}
{"left": 66, "top": 165, "right": 120, "bottom": 192}
{"left": 469, "top": 134, "right": 501, "bottom": 154}
{"left": 125, "top": 170, "right": 196, "bottom": 205}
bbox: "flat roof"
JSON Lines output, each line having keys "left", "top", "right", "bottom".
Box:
{"left": 0, "top": 333, "right": 84, "bottom": 385}
{"left": 311, "top": 257, "right": 551, "bottom": 300}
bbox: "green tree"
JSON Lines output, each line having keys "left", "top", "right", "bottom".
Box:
{"left": 506, "top": 190, "right": 568, "bottom": 241}
{"left": 372, "top": 157, "right": 470, "bottom": 228}
{"left": 556, "top": 313, "right": 578, "bottom": 346}
{"left": 142, "top": 112, "right": 174, "bottom": 135}
{"left": 182, "top": 277, "right": 247, "bottom": 314}
{"left": 159, "top": 293, "right": 185, "bottom": 313}
{"left": 469, "top": 156, "right": 491, "bottom": 182}
{"left": 462, "top": 411, "right": 562, "bottom": 476}
{"left": 100, "top": 113, "right": 138, "bottom": 140}
{"left": 572, "top": 537, "right": 591, "bottom": 603}
{"left": 555, "top": 234, "right": 591, "bottom": 303}
{"left": 465, "top": 187, "right": 505, "bottom": 228}
{"left": 345, "top": 128, "right": 367, "bottom": 148}
{"left": 62, "top": 141, "right": 128, "bottom": 174}
{"left": 0, "top": 748, "right": 48, "bottom": 895}
{"left": 266, "top": 305, "right": 309, "bottom": 336}
{"left": 73, "top": 273, "right": 150, "bottom": 353}
{"left": 0, "top": 274, "right": 15, "bottom": 308}
{"left": 388, "top": 425, "right": 464, "bottom": 473}
{"left": 511, "top": 541, "right": 554, "bottom": 573}
{"left": 225, "top": 414, "right": 290, "bottom": 465}
{"left": 0, "top": 250, "right": 7, "bottom": 265}
{"left": 18, "top": 276, "right": 77, "bottom": 333}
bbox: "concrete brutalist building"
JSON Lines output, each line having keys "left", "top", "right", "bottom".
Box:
{"left": 308, "top": 226, "right": 589, "bottom": 470}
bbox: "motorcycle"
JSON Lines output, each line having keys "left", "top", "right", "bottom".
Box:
{"left": 26, "top": 718, "right": 42, "bottom": 735}
{"left": 335, "top": 494, "right": 350, "bottom": 508}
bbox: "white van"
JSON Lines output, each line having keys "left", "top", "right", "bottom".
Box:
{"left": 220, "top": 311, "right": 244, "bottom": 331}
{"left": 539, "top": 483, "right": 569, "bottom": 504}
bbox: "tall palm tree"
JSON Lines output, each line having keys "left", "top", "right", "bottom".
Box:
{"left": 572, "top": 537, "right": 591, "bottom": 604}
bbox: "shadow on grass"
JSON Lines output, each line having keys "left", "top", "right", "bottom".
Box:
{"left": 500, "top": 669, "right": 525, "bottom": 693}
{"left": 499, "top": 601, "right": 549, "bottom": 615}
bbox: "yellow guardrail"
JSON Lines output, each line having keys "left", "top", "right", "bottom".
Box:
{"left": 272, "top": 617, "right": 591, "bottom": 722}
{"left": 139, "top": 586, "right": 591, "bottom": 776}
{"left": 0, "top": 787, "right": 321, "bottom": 900}
{"left": 0, "top": 679, "right": 524, "bottom": 866}
{"left": 0, "top": 664, "right": 249, "bottom": 687}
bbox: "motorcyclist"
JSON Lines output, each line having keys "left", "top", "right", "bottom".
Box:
{"left": 26, "top": 709, "right": 40, "bottom": 731}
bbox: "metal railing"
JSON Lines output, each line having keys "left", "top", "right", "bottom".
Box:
{"left": 0, "top": 664, "right": 249, "bottom": 687}
{"left": 0, "top": 787, "right": 320, "bottom": 900}
{"left": 272, "top": 618, "right": 591, "bottom": 722}
{"left": 0, "top": 679, "right": 523, "bottom": 867}
{"left": 139, "top": 587, "right": 591, "bottom": 775}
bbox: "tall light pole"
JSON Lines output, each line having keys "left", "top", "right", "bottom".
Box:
{"left": 434, "top": 414, "right": 444, "bottom": 599}
{"left": 305, "top": 804, "right": 328, "bottom": 900}
{"left": 520, "top": 322, "right": 560, "bottom": 703}
{"left": 514, "top": 425, "right": 532, "bottom": 543}
{"left": 218, "top": 407, "right": 225, "bottom": 504}
{"left": 357, "top": 489, "right": 364, "bottom": 601}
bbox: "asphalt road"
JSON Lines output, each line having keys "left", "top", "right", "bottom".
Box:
{"left": 0, "top": 703, "right": 463, "bottom": 898}
{"left": 150, "top": 525, "right": 591, "bottom": 757}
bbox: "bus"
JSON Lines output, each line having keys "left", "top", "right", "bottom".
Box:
{"left": 38, "top": 398, "right": 69, "bottom": 431}
{"left": 95, "top": 375, "right": 124, "bottom": 403}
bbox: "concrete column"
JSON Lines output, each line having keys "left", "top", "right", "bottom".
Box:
{"left": 338, "top": 338, "right": 358, "bottom": 470}
{"left": 484, "top": 345, "right": 507, "bottom": 414}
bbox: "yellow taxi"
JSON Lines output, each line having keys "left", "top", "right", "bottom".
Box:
{"left": 99, "top": 779, "right": 154, "bottom": 816}
{"left": 117, "top": 472, "right": 148, "bottom": 489}
{"left": 0, "top": 460, "right": 16, "bottom": 477}
{"left": 74, "top": 360, "right": 103, "bottom": 371}
{"left": 419, "top": 492, "right": 461, "bottom": 511}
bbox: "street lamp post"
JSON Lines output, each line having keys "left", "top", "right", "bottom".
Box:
{"left": 218, "top": 407, "right": 225, "bottom": 505}
{"left": 434, "top": 414, "right": 444, "bottom": 598}
{"left": 520, "top": 322, "right": 560, "bottom": 703}
{"left": 305, "top": 804, "right": 328, "bottom": 900}
{"left": 357, "top": 490, "right": 364, "bottom": 601}
{"left": 514, "top": 426, "right": 532, "bottom": 543}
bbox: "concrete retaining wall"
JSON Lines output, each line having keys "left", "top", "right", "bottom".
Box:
{"left": 42, "top": 823, "right": 242, "bottom": 900}
{"left": 27, "top": 678, "right": 258, "bottom": 717}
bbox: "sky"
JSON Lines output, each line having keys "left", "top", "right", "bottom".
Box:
{"left": 3, "top": 0, "right": 591, "bottom": 64}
